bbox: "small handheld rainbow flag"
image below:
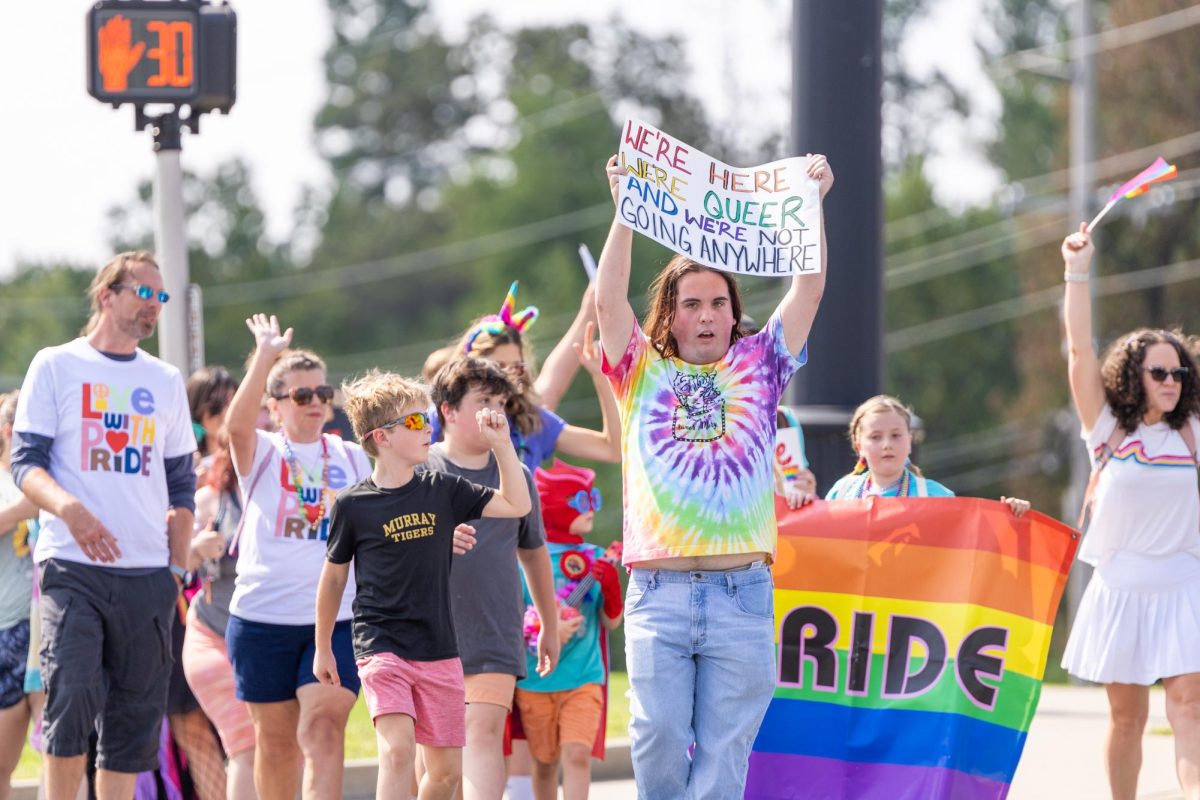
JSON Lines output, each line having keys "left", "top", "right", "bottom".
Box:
{"left": 1086, "top": 157, "right": 1178, "bottom": 232}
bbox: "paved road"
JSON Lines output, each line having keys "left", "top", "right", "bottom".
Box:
{"left": 512, "top": 686, "right": 1187, "bottom": 800}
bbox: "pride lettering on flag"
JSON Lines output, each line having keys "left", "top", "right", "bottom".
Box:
{"left": 748, "top": 497, "right": 1079, "bottom": 800}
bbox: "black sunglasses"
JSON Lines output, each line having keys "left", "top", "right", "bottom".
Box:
{"left": 272, "top": 385, "right": 335, "bottom": 405}
{"left": 1144, "top": 366, "right": 1189, "bottom": 384}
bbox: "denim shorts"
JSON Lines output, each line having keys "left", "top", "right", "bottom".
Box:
{"left": 0, "top": 620, "right": 30, "bottom": 709}
{"left": 226, "top": 616, "right": 359, "bottom": 703}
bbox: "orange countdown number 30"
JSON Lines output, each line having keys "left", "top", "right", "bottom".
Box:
{"left": 146, "top": 21, "right": 194, "bottom": 88}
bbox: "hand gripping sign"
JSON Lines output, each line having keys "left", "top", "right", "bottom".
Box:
{"left": 616, "top": 118, "right": 822, "bottom": 277}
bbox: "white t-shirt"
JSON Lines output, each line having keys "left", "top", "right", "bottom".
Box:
{"left": 14, "top": 339, "right": 195, "bottom": 568}
{"left": 229, "top": 429, "right": 368, "bottom": 624}
{"left": 1081, "top": 405, "right": 1200, "bottom": 566}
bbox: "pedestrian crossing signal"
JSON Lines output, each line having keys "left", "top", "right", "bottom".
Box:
{"left": 87, "top": 0, "right": 236, "bottom": 113}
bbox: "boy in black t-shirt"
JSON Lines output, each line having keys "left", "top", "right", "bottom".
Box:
{"left": 314, "top": 370, "right": 533, "bottom": 800}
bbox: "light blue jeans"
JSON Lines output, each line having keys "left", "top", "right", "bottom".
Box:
{"left": 625, "top": 564, "right": 777, "bottom": 799}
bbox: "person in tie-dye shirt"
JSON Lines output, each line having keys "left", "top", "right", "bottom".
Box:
{"left": 596, "top": 152, "right": 833, "bottom": 800}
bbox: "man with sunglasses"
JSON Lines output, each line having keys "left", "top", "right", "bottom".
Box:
{"left": 11, "top": 251, "right": 197, "bottom": 799}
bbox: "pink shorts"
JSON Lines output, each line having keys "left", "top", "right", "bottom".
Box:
{"left": 357, "top": 653, "right": 465, "bottom": 747}
{"left": 181, "top": 608, "right": 256, "bottom": 757}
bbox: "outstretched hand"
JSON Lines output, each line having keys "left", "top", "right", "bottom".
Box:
{"left": 1062, "top": 222, "right": 1094, "bottom": 275}
{"left": 245, "top": 313, "right": 293, "bottom": 359}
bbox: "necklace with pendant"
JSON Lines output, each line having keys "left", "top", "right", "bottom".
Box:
{"left": 281, "top": 431, "right": 330, "bottom": 534}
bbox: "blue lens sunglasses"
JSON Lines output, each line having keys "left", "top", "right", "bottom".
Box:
{"left": 112, "top": 283, "right": 170, "bottom": 303}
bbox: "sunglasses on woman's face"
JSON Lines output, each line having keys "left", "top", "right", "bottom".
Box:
{"left": 272, "top": 384, "right": 335, "bottom": 405}
{"left": 567, "top": 487, "right": 603, "bottom": 514}
{"left": 1144, "top": 366, "right": 1189, "bottom": 384}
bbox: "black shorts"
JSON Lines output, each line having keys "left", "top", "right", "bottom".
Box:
{"left": 39, "top": 558, "right": 178, "bottom": 773}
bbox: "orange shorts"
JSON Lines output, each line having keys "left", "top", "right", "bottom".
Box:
{"left": 514, "top": 683, "right": 603, "bottom": 764}
{"left": 464, "top": 672, "right": 517, "bottom": 711}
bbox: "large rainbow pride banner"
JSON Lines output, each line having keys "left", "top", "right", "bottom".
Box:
{"left": 747, "top": 497, "right": 1079, "bottom": 800}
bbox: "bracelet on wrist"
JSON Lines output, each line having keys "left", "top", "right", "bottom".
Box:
{"left": 1064, "top": 271, "right": 1089, "bottom": 283}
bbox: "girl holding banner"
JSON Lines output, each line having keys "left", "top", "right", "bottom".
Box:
{"left": 1060, "top": 224, "right": 1200, "bottom": 800}
{"left": 825, "top": 394, "right": 1031, "bottom": 515}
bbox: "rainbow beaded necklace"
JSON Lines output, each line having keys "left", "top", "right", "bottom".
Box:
{"left": 280, "top": 430, "right": 331, "bottom": 534}
{"left": 846, "top": 468, "right": 916, "bottom": 499}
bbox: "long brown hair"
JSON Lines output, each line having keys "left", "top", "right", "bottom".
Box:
{"left": 644, "top": 255, "right": 745, "bottom": 359}
{"left": 1101, "top": 328, "right": 1200, "bottom": 432}
{"left": 81, "top": 251, "right": 158, "bottom": 335}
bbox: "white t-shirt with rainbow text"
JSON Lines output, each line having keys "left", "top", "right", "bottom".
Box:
{"left": 14, "top": 338, "right": 196, "bottom": 568}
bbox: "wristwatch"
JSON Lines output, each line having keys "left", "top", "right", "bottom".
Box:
{"left": 169, "top": 564, "right": 189, "bottom": 582}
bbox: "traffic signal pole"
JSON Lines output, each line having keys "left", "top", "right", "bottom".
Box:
{"left": 87, "top": 0, "right": 237, "bottom": 374}
{"left": 785, "top": 0, "right": 885, "bottom": 491}
{"left": 147, "top": 111, "right": 190, "bottom": 372}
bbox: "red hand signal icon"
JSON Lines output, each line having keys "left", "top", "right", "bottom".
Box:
{"left": 97, "top": 15, "right": 146, "bottom": 92}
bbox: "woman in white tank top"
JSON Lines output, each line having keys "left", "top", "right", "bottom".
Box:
{"left": 1060, "top": 224, "right": 1200, "bottom": 800}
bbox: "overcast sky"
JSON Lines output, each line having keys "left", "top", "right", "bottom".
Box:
{"left": 0, "top": 0, "right": 994, "bottom": 276}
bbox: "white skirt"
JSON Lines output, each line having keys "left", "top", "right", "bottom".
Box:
{"left": 1062, "top": 551, "right": 1200, "bottom": 685}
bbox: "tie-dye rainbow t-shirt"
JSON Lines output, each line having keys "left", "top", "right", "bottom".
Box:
{"left": 604, "top": 310, "right": 806, "bottom": 564}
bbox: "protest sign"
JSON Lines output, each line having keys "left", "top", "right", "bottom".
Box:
{"left": 616, "top": 118, "right": 822, "bottom": 277}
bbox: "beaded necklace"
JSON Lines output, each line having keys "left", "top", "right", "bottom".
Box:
{"left": 280, "top": 430, "right": 331, "bottom": 533}
{"left": 849, "top": 468, "right": 914, "bottom": 499}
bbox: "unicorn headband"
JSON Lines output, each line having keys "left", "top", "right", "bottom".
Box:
{"left": 463, "top": 281, "right": 539, "bottom": 354}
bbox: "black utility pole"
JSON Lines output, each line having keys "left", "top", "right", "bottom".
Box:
{"left": 785, "top": 0, "right": 885, "bottom": 492}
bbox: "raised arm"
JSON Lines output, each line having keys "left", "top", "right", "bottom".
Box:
{"left": 596, "top": 155, "right": 638, "bottom": 366}
{"left": 552, "top": 322, "right": 622, "bottom": 464}
{"left": 1062, "top": 223, "right": 1105, "bottom": 431}
{"left": 779, "top": 154, "right": 834, "bottom": 356}
{"left": 478, "top": 410, "right": 533, "bottom": 518}
{"left": 225, "top": 314, "right": 293, "bottom": 476}
{"left": 534, "top": 283, "right": 597, "bottom": 412}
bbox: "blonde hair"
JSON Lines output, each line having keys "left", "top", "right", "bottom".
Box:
{"left": 341, "top": 370, "right": 430, "bottom": 457}
{"left": 82, "top": 251, "right": 158, "bottom": 335}
{"left": 847, "top": 395, "right": 922, "bottom": 476}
